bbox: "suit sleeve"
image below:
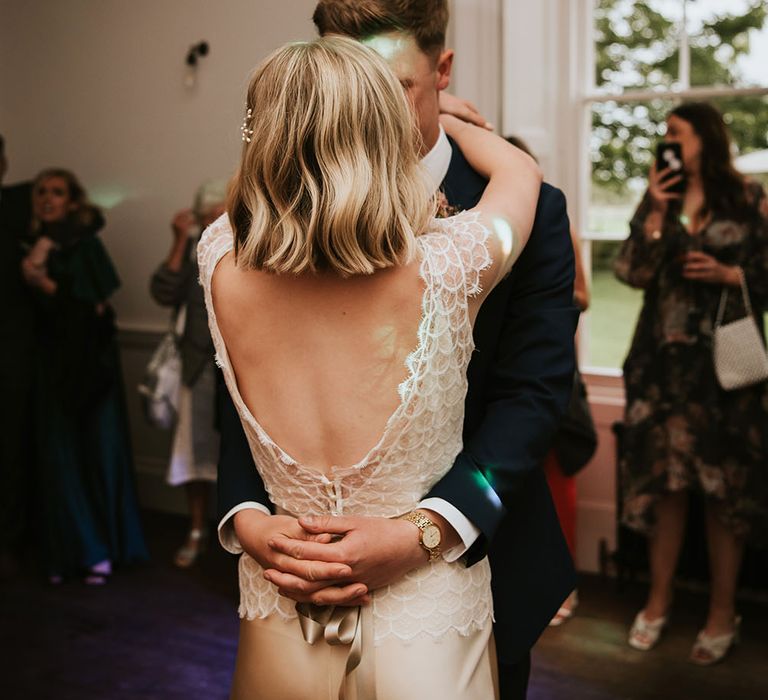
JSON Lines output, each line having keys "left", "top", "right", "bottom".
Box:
{"left": 425, "top": 185, "right": 578, "bottom": 565}
{"left": 216, "top": 372, "right": 273, "bottom": 539}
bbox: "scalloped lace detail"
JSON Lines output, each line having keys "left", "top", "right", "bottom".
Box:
{"left": 199, "top": 211, "right": 493, "bottom": 643}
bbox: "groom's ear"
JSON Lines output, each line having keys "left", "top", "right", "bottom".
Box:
{"left": 435, "top": 48, "right": 454, "bottom": 91}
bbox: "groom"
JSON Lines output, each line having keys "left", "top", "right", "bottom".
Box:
{"left": 215, "top": 2, "right": 578, "bottom": 698}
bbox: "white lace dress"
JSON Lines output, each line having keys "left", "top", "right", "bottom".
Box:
{"left": 199, "top": 212, "right": 498, "bottom": 700}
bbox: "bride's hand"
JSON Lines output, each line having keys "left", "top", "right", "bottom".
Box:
{"left": 234, "top": 510, "right": 355, "bottom": 591}
{"left": 264, "top": 515, "right": 423, "bottom": 606}
{"left": 438, "top": 92, "right": 493, "bottom": 130}
{"left": 265, "top": 512, "right": 461, "bottom": 606}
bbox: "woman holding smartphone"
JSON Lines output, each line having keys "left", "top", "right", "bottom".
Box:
{"left": 614, "top": 102, "right": 768, "bottom": 665}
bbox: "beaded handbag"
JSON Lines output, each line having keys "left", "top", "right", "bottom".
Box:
{"left": 713, "top": 270, "right": 768, "bottom": 390}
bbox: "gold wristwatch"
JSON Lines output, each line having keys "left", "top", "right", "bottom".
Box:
{"left": 400, "top": 511, "right": 442, "bottom": 561}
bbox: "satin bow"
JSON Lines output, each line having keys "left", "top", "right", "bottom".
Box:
{"left": 295, "top": 603, "right": 375, "bottom": 699}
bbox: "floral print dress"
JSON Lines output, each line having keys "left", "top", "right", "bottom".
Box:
{"left": 614, "top": 181, "right": 768, "bottom": 542}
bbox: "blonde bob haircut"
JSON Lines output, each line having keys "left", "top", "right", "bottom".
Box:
{"left": 228, "top": 36, "right": 436, "bottom": 276}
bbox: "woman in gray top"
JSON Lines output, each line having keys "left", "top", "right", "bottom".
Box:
{"left": 150, "top": 181, "right": 226, "bottom": 567}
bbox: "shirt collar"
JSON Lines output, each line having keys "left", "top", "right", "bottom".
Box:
{"left": 420, "top": 125, "right": 452, "bottom": 192}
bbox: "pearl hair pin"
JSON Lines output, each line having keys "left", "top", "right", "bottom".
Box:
{"left": 241, "top": 107, "right": 254, "bottom": 143}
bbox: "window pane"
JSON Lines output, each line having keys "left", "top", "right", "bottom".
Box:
{"left": 589, "top": 99, "right": 675, "bottom": 238}
{"left": 585, "top": 95, "right": 768, "bottom": 369}
{"left": 585, "top": 241, "right": 643, "bottom": 369}
{"left": 711, "top": 94, "right": 768, "bottom": 186}
{"left": 594, "top": 1, "right": 768, "bottom": 93}
{"left": 687, "top": 0, "right": 768, "bottom": 88}
{"left": 594, "top": 0, "right": 683, "bottom": 94}
{"left": 587, "top": 3, "right": 768, "bottom": 370}
{"left": 587, "top": 238, "right": 768, "bottom": 371}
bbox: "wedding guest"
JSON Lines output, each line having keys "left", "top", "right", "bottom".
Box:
{"left": 21, "top": 168, "right": 147, "bottom": 584}
{"left": 150, "top": 181, "right": 226, "bottom": 567}
{"left": 0, "top": 136, "right": 35, "bottom": 579}
{"left": 614, "top": 102, "right": 768, "bottom": 664}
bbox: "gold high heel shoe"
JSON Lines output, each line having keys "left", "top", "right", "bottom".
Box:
{"left": 689, "top": 616, "right": 741, "bottom": 666}
{"left": 174, "top": 528, "right": 208, "bottom": 568}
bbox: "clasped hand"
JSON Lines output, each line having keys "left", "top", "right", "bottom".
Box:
{"left": 681, "top": 251, "right": 735, "bottom": 284}
{"left": 235, "top": 511, "right": 427, "bottom": 607}
{"left": 21, "top": 236, "right": 54, "bottom": 284}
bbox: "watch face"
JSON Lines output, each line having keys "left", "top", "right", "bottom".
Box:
{"left": 422, "top": 524, "right": 442, "bottom": 549}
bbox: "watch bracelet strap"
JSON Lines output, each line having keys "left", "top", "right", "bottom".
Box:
{"left": 399, "top": 511, "right": 441, "bottom": 560}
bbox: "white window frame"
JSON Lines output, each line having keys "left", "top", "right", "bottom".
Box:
{"left": 572, "top": 0, "right": 768, "bottom": 372}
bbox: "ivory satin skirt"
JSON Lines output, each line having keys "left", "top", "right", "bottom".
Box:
{"left": 230, "top": 611, "right": 499, "bottom": 700}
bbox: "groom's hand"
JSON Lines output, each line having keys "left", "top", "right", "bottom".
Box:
{"left": 265, "top": 515, "right": 423, "bottom": 606}
{"left": 265, "top": 511, "right": 461, "bottom": 606}
{"left": 234, "top": 510, "right": 354, "bottom": 589}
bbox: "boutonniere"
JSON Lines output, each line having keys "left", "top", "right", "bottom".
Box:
{"left": 435, "top": 190, "right": 462, "bottom": 219}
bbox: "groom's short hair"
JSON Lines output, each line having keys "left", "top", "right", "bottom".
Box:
{"left": 312, "top": 0, "right": 449, "bottom": 58}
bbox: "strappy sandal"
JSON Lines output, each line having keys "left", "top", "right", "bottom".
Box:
{"left": 549, "top": 591, "right": 578, "bottom": 627}
{"left": 690, "top": 616, "right": 741, "bottom": 666}
{"left": 628, "top": 610, "right": 668, "bottom": 651}
{"left": 174, "top": 528, "right": 208, "bottom": 568}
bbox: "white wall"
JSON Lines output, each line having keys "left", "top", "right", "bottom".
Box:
{"left": 0, "top": 0, "right": 317, "bottom": 330}
{"left": 0, "top": 0, "right": 503, "bottom": 331}
{"left": 2, "top": 0, "right": 623, "bottom": 570}
{"left": 500, "top": 0, "right": 585, "bottom": 200}
{"left": 449, "top": 0, "right": 503, "bottom": 130}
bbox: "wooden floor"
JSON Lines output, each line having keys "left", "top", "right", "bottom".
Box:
{"left": 533, "top": 578, "right": 768, "bottom": 700}
{"left": 1, "top": 510, "right": 766, "bottom": 700}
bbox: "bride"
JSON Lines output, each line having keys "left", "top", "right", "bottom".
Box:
{"left": 199, "top": 36, "right": 541, "bottom": 700}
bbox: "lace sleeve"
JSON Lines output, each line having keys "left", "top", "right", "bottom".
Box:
{"left": 431, "top": 211, "right": 492, "bottom": 298}
{"left": 196, "top": 213, "right": 234, "bottom": 294}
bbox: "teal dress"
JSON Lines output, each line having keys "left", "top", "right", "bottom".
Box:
{"left": 33, "top": 214, "right": 147, "bottom": 577}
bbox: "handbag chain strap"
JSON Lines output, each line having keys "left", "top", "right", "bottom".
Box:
{"left": 715, "top": 267, "right": 751, "bottom": 328}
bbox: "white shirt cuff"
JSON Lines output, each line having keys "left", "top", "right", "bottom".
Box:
{"left": 418, "top": 497, "right": 480, "bottom": 562}
{"left": 217, "top": 501, "right": 271, "bottom": 554}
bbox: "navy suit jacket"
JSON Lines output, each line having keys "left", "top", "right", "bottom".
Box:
{"left": 215, "top": 139, "right": 579, "bottom": 664}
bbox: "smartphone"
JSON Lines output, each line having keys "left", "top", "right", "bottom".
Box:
{"left": 656, "top": 141, "right": 686, "bottom": 194}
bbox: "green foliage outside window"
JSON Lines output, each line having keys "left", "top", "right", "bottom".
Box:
{"left": 593, "top": 0, "right": 768, "bottom": 197}
{"left": 586, "top": 1, "right": 768, "bottom": 368}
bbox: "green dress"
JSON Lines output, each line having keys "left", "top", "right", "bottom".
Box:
{"left": 33, "top": 215, "right": 147, "bottom": 576}
{"left": 614, "top": 182, "right": 768, "bottom": 543}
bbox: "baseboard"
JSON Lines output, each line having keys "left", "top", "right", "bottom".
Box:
{"left": 575, "top": 499, "right": 617, "bottom": 574}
